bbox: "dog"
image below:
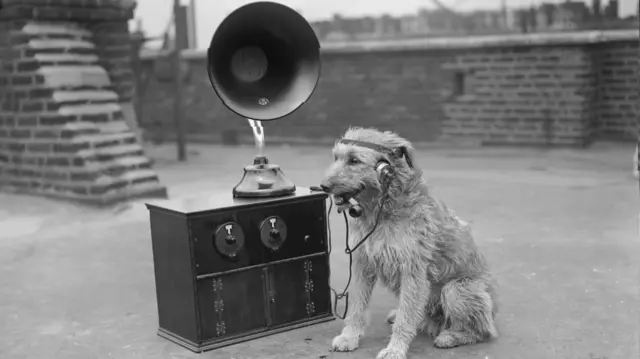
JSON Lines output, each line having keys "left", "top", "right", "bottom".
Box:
{"left": 320, "top": 127, "right": 498, "bottom": 359}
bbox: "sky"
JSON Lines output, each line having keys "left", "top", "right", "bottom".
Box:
{"left": 131, "top": 0, "right": 639, "bottom": 49}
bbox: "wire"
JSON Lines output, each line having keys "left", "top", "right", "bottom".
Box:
{"left": 316, "top": 187, "right": 389, "bottom": 320}
{"left": 328, "top": 206, "right": 352, "bottom": 320}
{"left": 344, "top": 194, "right": 388, "bottom": 255}
{"left": 324, "top": 196, "right": 352, "bottom": 320}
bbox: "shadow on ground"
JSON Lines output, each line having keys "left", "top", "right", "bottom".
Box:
{"left": 0, "top": 143, "right": 637, "bottom": 359}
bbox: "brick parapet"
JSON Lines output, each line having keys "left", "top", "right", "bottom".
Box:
{"left": 140, "top": 29, "right": 640, "bottom": 60}
{"left": 137, "top": 29, "right": 638, "bottom": 146}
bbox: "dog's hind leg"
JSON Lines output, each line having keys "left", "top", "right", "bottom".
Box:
{"left": 331, "top": 255, "right": 377, "bottom": 352}
{"left": 434, "top": 278, "right": 498, "bottom": 349}
{"left": 388, "top": 309, "right": 443, "bottom": 339}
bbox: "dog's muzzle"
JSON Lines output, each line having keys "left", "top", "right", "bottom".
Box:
{"left": 311, "top": 185, "right": 364, "bottom": 218}
{"left": 333, "top": 195, "right": 346, "bottom": 206}
{"left": 318, "top": 184, "right": 363, "bottom": 204}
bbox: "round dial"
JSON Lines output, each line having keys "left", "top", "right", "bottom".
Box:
{"left": 213, "top": 222, "right": 245, "bottom": 259}
{"left": 259, "top": 216, "right": 287, "bottom": 251}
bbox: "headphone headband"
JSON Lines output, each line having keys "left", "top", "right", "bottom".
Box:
{"left": 337, "top": 139, "right": 413, "bottom": 168}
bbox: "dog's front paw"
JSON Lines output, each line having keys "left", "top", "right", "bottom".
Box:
{"left": 331, "top": 334, "right": 359, "bottom": 352}
{"left": 376, "top": 346, "right": 406, "bottom": 359}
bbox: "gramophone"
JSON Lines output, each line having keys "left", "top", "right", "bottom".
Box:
{"left": 207, "top": 1, "right": 321, "bottom": 197}
{"left": 146, "top": 2, "right": 334, "bottom": 353}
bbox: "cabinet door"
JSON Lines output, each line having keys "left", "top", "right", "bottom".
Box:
{"left": 198, "top": 269, "right": 268, "bottom": 341}
{"left": 266, "top": 255, "right": 332, "bottom": 327}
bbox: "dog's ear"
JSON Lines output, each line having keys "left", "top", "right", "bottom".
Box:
{"left": 399, "top": 146, "right": 414, "bottom": 168}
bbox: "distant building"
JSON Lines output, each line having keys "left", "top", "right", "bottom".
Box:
{"left": 592, "top": 0, "right": 602, "bottom": 20}
{"left": 467, "top": 10, "right": 504, "bottom": 31}
{"left": 505, "top": 8, "right": 519, "bottom": 30}
{"left": 525, "top": 1, "right": 593, "bottom": 31}
{"left": 399, "top": 13, "right": 430, "bottom": 35}
{"left": 308, "top": 0, "right": 628, "bottom": 42}
{"left": 603, "top": 0, "right": 619, "bottom": 20}
{"left": 311, "top": 14, "right": 380, "bottom": 40}
{"left": 421, "top": 9, "right": 459, "bottom": 34}
{"left": 374, "top": 14, "right": 402, "bottom": 36}
{"left": 537, "top": 3, "right": 556, "bottom": 29}
{"left": 359, "top": 17, "right": 378, "bottom": 35}
{"left": 554, "top": 1, "right": 590, "bottom": 29}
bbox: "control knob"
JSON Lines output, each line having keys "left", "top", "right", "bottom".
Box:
{"left": 260, "top": 216, "right": 287, "bottom": 251}
{"left": 213, "top": 222, "right": 245, "bottom": 259}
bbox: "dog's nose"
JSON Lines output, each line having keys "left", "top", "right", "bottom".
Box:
{"left": 319, "top": 183, "right": 331, "bottom": 193}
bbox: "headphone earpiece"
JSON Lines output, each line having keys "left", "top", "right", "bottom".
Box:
{"left": 375, "top": 160, "right": 395, "bottom": 188}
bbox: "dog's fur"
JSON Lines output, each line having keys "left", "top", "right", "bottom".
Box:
{"left": 320, "top": 127, "right": 498, "bottom": 359}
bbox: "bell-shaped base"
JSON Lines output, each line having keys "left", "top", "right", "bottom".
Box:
{"left": 232, "top": 156, "right": 296, "bottom": 198}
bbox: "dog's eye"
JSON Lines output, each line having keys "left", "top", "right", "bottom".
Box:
{"left": 348, "top": 157, "right": 361, "bottom": 165}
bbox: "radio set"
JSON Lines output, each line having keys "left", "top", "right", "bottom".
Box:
{"left": 145, "top": 1, "right": 335, "bottom": 353}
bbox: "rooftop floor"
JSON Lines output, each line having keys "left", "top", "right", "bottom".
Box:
{"left": 0, "top": 142, "right": 637, "bottom": 359}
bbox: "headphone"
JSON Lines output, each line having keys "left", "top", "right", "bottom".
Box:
{"left": 337, "top": 139, "right": 413, "bottom": 188}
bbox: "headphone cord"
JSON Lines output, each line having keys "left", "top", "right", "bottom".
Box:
{"left": 325, "top": 189, "right": 389, "bottom": 320}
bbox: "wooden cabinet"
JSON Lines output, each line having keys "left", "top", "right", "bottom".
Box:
{"left": 147, "top": 188, "right": 334, "bottom": 352}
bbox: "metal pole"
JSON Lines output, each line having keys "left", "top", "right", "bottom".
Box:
{"left": 636, "top": 0, "right": 639, "bottom": 193}
{"left": 188, "top": 0, "right": 197, "bottom": 48}
{"left": 131, "top": 24, "right": 143, "bottom": 138}
{"left": 172, "top": 0, "right": 187, "bottom": 161}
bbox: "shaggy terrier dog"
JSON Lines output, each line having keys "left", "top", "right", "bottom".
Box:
{"left": 320, "top": 127, "right": 498, "bottom": 359}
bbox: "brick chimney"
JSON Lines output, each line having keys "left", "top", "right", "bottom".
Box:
{"left": 0, "top": 0, "right": 167, "bottom": 205}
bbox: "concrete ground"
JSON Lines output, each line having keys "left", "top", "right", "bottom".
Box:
{"left": 0, "top": 142, "right": 638, "bottom": 359}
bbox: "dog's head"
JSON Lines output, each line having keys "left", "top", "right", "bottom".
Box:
{"left": 319, "top": 127, "right": 416, "bottom": 198}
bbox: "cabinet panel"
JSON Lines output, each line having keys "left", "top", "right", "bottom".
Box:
{"left": 198, "top": 269, "right": 268, "bottom": 341}
{"left": 266, "top": 255, "right": 332, "bottom": 327}
{"left": 189, "top": 198, "right": 327, "bottom": 276}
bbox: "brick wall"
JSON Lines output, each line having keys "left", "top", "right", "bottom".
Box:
{"left": 138, "top": 30, "right": 639, "bottom": 147}
{"left": 0, "top": 0, "right": 166, "bottom": 205}
{"left": 592, "top": 41, "right": 639, "bottom": 139}
{"left": 442, "top": 45, "right": 597, "bottom": 146}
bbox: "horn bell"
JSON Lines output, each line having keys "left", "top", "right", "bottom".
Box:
{"left": 207, "top": 1, "right": 321, "bottom": 121}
